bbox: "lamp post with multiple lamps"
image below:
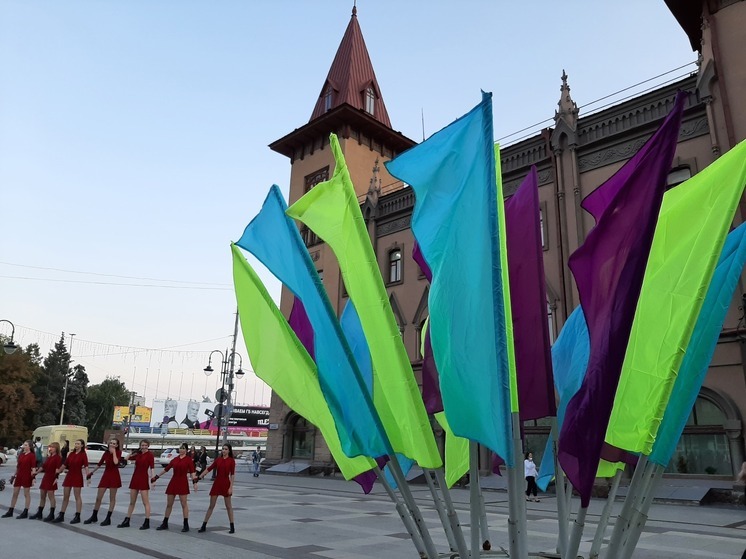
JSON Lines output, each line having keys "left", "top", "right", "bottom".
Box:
{"left": 203, "top": 349, "right": 244, "bottom": 467}
{"left": 0, "top": 319, "right": 18, "bottom": 355}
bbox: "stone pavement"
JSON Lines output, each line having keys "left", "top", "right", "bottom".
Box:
{"left": 0, "top": 462, "right": 744, "bottom": 558}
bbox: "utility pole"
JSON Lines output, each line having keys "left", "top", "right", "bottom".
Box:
{"left": 60, "top": 333, "right": 76, "bottom": 425}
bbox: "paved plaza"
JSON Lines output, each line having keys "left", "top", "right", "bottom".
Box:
{"left": 0, "top": 462, "right": 744, "bottom": 558}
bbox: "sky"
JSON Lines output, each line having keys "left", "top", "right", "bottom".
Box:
{"left": 0, "top": 1, "right": 695, "bottom": 407}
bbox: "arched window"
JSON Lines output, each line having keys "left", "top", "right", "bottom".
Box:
{"left": 365, "top": 87, "right": 375, "bottom": 115}
{"left": 290, "top": 415, "right": 314, "bottom": 459}
{"left": 389, "top": 248, "right": 402, "bottom": 283}
{"left": 665, "top": 394, "right": 731, "bottom": 475}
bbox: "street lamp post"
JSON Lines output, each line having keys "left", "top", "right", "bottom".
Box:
{"left": 59, "top": 333, "right": 75, "bottom": 425}
{"left": 0, "top": 319, "right": 18, "bottom": 355}
{"left": 203, "top": 349, "right": 244, "bottom": 468}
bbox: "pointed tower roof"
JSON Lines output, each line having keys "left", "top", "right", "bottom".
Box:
{"left": 309, "top": 6, "right": 391, "bottom": 127}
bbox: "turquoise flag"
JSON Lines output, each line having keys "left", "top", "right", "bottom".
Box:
{"left": 236, "top": 186, "right": 390, "bottom": 460}
{"left": 650, "top": 222, "right": 746, "bottom": 466}
{"left": 386, "top": 92, "right": 513, "bottom": 464}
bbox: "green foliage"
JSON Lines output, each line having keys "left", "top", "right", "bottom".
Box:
{"left": 64, "top": 364, "right": 89, "bottom": 426}
{"left": 86, "top": 377, "right": 130, "bottom": 441}
{"left": 0, "top": 343, "right": 41, "bottom": 446}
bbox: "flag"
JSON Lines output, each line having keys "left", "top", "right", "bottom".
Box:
{"left": 435, "top": 412, "right": 470, "bottom": 488}
{"left": 237, "top": 186, "right": 390, "bottom": 460}
{"left": 287, "top": 135, "right": 441, "bottom": 469}
{"left": 288, "top": 297, "right": 314, "bottom": 359}
{"left": 505, "top": 166, "right": 556, "bottom": 421}
{"left": 606, "top": 139, "right": 746, "bottom": 458}
{"left": 386, "top": 92, "right": 513, "bottom": 464}
{"left": 559, "top": 91, "right": 686, "bottom": 506}
{"left": 650, "top": 222, "right": 746, "bottom": 465}
{"left": 230, "top": 244, "right": 373, "bottom": 479}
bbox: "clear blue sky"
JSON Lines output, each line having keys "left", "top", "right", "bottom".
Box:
{"left": 0, "top": 1, "right": 694, "bottom": 406}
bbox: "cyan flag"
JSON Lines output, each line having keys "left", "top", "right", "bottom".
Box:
{"left": 237, "top": 186, "right": 390, "bottom": 460}
{"left": 386, "top": 92, "right": 513, "bottom": 465}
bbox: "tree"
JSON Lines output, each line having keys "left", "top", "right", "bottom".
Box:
{"left": 86, "top": 377, "right": 130, "bottom": 441}
{"left": 32, "top": 334, "right": 70, "bottom": 426}
{"left": 64, "top": 364, "right": 89, "bottom": 426}
{"left": 0, "top": 342, "right": 41, "bottom": 446}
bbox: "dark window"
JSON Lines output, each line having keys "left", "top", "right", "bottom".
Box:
{"left": 389, "top": 249, "right": 402, "bottom": 283}
{"left": 290, "top": 416, "right": 314, "bottom": 459}
{"left": 305, "top": 166, "right": 329, "bottom": 193}
{"left": 667, "top": 165, "right": 692, "bottom": 187}
{"left": 365, "top": 87, "right": 375, "bottom": 115}
{"left": 323, "top": 86, "right": 333, "bottom": 112}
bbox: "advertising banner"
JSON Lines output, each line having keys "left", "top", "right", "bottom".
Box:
{"left": 150, "top": 399, "right": 269, "bottom": 435}
{"left": 112, "top": 406, "right": 152, "bottom": 428}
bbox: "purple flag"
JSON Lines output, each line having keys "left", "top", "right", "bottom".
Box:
{"left": 288, "top": 297, "right": 314, "bottom": 360}
{"left": 505, "top": 166, "right": 556, "bottom": 421}
{"left": 558, "top": 91, "right": 686, "bottom": 507}
{"left": 412, "top": 242, "right": 443, "bottom": 414}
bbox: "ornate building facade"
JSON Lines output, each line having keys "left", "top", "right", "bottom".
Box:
{"left": 264, "top": 0, "right": 746, "bottom": 479}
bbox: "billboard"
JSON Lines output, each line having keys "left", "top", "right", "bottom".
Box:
{"left": 150, "top": 399, "right": 269, "bottom": 435}
{"left": 112, "top": 406, "right": 152, "bottom": 428}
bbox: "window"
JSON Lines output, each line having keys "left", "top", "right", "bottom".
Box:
{"left": 540, "top": 201, "right": 548, "bottom": 250}
{"left": 667, "top": 165, "right": 692, "bottom": 187}
{"left": 364, "top": 87, "right": 375, "bottom": 115}
{"left": 305, "top": 166, "right": 329, "bottom": 193}
{"left": 323, "top": 85, "right": 333, "bottom": 112}
{"left": 316, "top": 269, "right": 323, "bottom": 283}
{"left": 389, "top": 249, "right": 402, "bottom": 283}
{"left": 290, "top": 416, "right": 314, "bottom": 459}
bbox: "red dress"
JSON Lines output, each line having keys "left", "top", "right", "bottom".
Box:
{"left": 164, "top": 455, "right": 195, "bottom": 495}
{"left": 62, "top": 451, "right": 88, "bottom": 488}
{"left": 206, "top": 456, "right": 235, "bottom": 497}
{"left": 13, "top": 452, "right": 36, "bottom": 488}
{"left": 128, "top": 451, "right": 155, "bottom": 491}
{"left": 97, "top": 449, "right": 122, "bottom": 488}
{"left": 39, "top": 454, "right": 62, "bottom": 491}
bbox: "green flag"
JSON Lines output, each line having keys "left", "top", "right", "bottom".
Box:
{"left": 434, "top": 412, "right": 470, "bottom": 488}
{"left": 231, "top": 243, "right": 374, "bottom": 479}
{"left": 605, "top": 140, "right": 746, "bottom": 455}
{"left": 287, "top": 134, "right": 442, "bottom": 469}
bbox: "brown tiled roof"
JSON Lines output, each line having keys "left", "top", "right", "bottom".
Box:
{"left": 309, "top": 7, "right": 391, "bottom": 127}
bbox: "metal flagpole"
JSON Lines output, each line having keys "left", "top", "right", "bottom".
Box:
{"left": 506, "top": 412, "right": 528, "bottom": 559}
{"left": 550, "top": 419, "right": 569, "bottom": 558}
{"left": 375, "top": 466, "right": 428, "bottom": 558}
{"left": 432, "top": 467, "right": 470, "bottom": 559}
{"left": 618, "top": 463, "right": 663, "bottom": 559}
{"left": 469, "top": 441, "right": 482, "bottom": 558}
{"left": 477, "top": 484, "right": 492, "bottom": 552}
{"left": 388, "top": 455, "right": 440, "bottom": 559}
{"left": 588, "top": 469, "right": 623, "bottom": 559}
{"left": 423, "top": 469, "right": 458, "bottom": 553}
{"left": 605, "top": 454, "right": 649, "bottom": 559}
{"left": 565, "top": 504, "right": 587, "bottom": 559}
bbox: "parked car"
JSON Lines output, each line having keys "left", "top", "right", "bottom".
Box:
{"left": 0, "top": 451, "right": 6, "bottom": 466}
{"left": 86, "top": 442, "right": 129, "bottom": 467}
{"left": 158, "top": 448, "right": 180, "bottom": 466}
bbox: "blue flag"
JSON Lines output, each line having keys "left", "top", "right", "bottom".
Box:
{"left": 386, "top": 92, "right": 513, "bottom": 464}
{"left": 237, "top": 186, "right": 390, "bottom": 459}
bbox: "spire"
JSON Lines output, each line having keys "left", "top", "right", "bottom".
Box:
{"left": 555, "top": 70, "right": 578, "bottom": 125}
{"left": 365, "top": 157, "right": 382, "bottom": 209}
{"left": 309, "top": 8, "right": 392, "bottom": 127}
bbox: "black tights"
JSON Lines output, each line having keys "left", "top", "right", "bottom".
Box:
{"left": 525, "top": 476, "right": 538, "bottom": 497}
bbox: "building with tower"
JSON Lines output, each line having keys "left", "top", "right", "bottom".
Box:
{"left": 264, "top": 1, "right": 746, "bottom": 480}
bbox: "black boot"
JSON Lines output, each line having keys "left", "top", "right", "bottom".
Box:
{"left": 117, "top": 516, "right": 130, "bottom": 528}
{"left": 198, "top": 521, "right": 207, "bottom": 533}
{"left": 83, "top": 509, "right": 98, "bottom": 524}
{"left": 29, "top": 507, "right": 44, "bottom": 520}
{"left": 229, "top": 522, "right": 235, "bottom": 534}
{"left": 1, "top": 508, "right": 14, "bottom": 518}
{"left": 52, "top": 512, "right": 64, "bottom": 523}
{"left": 139, "top": 518, "right": 150, "bottom": 530}
{"left": 181, "top": 519, "right": 189, "bottom": 533}
{"left": 70, "top": 512, "right": 81, "bottom": 524}
{"left": 16, "top": 508, "right": 28, "bottom": 519}
{"left": 100, "top": 511, "right": 112, "bottom": 526}
{"left": 156, "top": 517, "right": 169, "bottom": 531}
{"left": 43, "top": 508, "right": 55, "bottom": 522}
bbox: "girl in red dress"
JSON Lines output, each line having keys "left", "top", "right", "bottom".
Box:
{"left": 29, "top": 442, "right": 62, "bottom": 521}
{"left": 54, "top": 438, "right": 90, "bottom": 524}
{"left": 117, "top": 439, "right": 155, "bottom": 530}
{"left": 1, "top": 440, "right": 36, "bottom": 519}
{"left": 151, "top": 442, "right": 197, "bottom": 532}
{"left": 84, "top": 437, "right": 122, "bottom": 526}
{"left": 197, "top": 443, "right": 236, "bottom": 534}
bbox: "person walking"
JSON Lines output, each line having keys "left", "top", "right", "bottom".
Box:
{"left": 151, "top": 442, "right": 197, "bottom": 532}
{"left": 196, "top": 443, "right": 236, "bottom": 534}
{"left": 54, "top": 438, "right": 90, "bottom": 524}
{"left": 194, "top": 446, "right": 208, "bottom": 481}
{"left": 84, "top": 438, "right": 122, "bottom": 526}
{"left": 117, "top": 439, "right": 155, "bottom": 530}
{"left": 60, "top": 440, "right": 70, "bottom": 462}
{"left": 2, "top": 440, "right": 37, "bottom": 519}
{"left": 524, "top": 451, "right": 540, "bottom": 502}
{"left": 251, "top": 446, "right": 262, "bottom": 478}
{"left": 29, "top": 442, "right": 63, "bottom": 521}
